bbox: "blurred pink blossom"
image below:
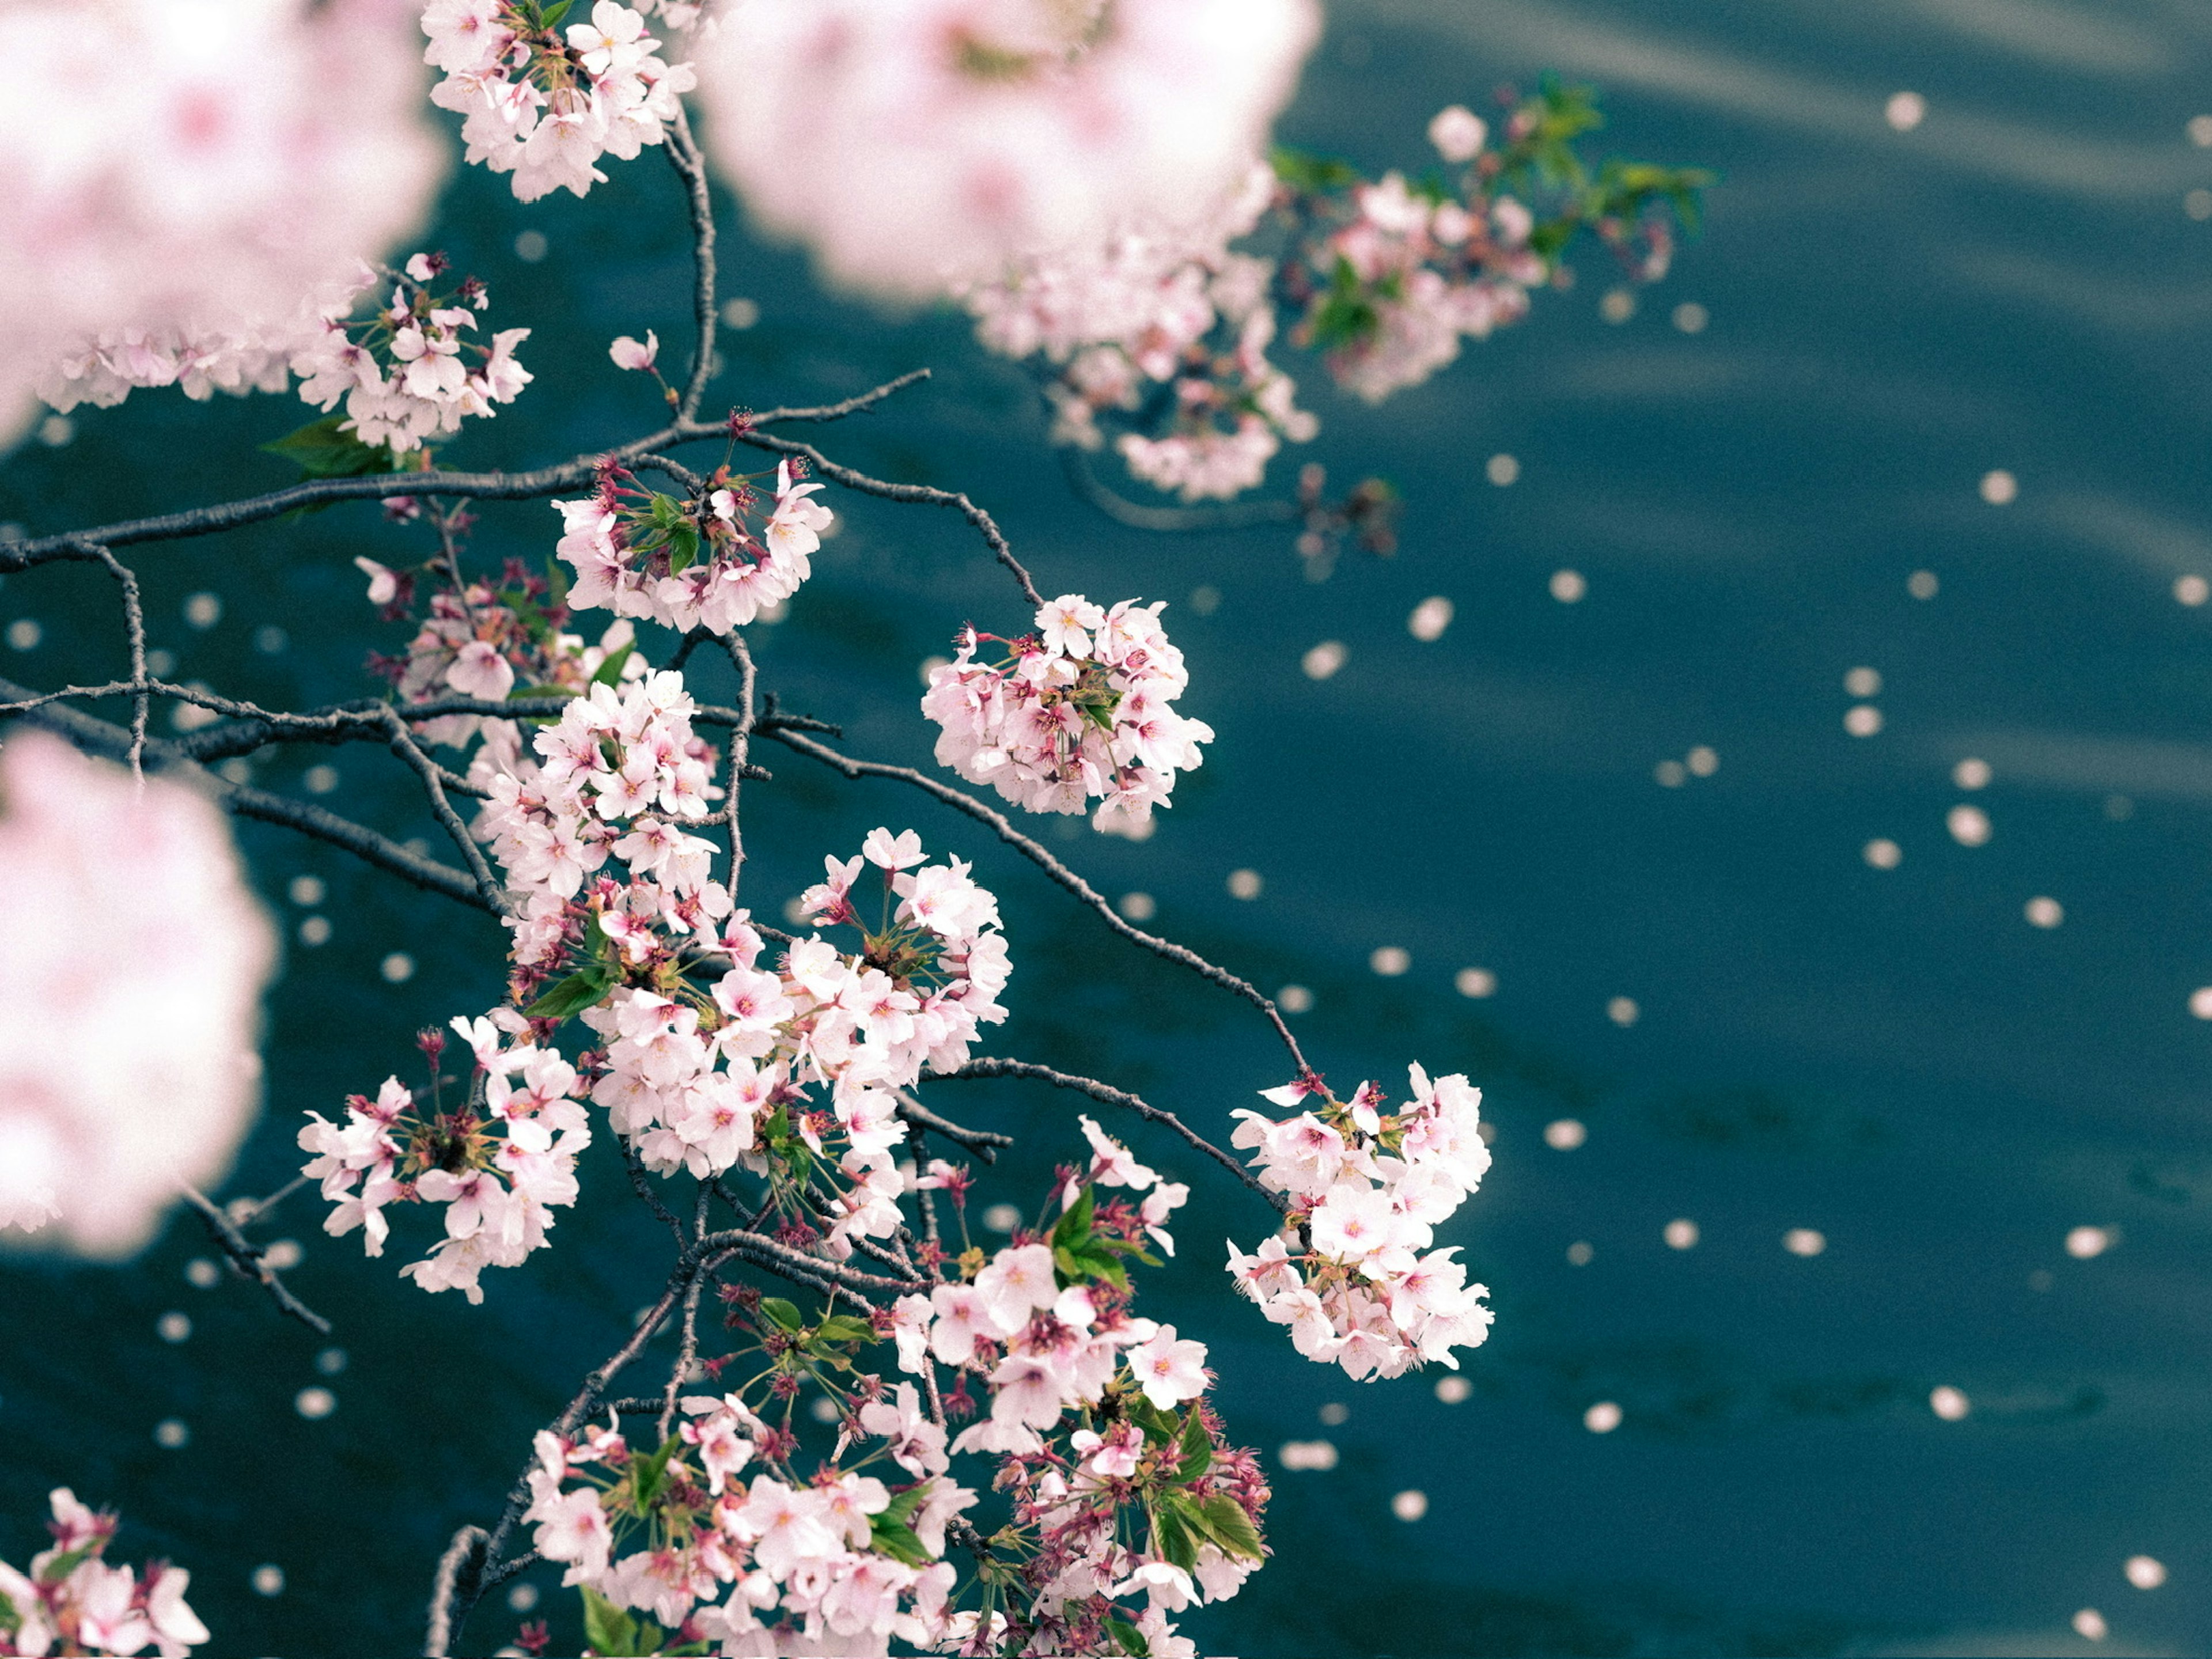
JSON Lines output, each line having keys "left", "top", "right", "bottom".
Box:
{"left": 0, "top": 732, "right": 278, "bottom": 1258}
{"left": 696, "top": 0, "right": 1320, "bottom": 299}
{"left": 5, "top": 0, "right": 448, "bottom": 444}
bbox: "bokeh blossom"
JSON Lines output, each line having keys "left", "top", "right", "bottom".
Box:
{"left": 0, "top": 733, "right": 276, "bottom": 1258}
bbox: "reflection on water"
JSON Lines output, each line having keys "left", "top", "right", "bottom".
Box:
{"left": 6, "top": 0, "right": 2212, "bottom": 1654}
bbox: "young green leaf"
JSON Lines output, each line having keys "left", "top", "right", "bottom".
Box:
{"left": 1148, "top": 1498, "right": 1199, "bottom": 1572}
{"left": 260, "top": 414, "right": 399, "bottom": 481}
{"left": 1190, "top": 1493, "right": 1267, "bottom": 1562}
{"left": 581, "top": 1586, "right": 645, "bottom": 1656}
{"left": 630, "top": 1435, "right": 681, "bottom": 1513}
{"left": 590, "top": 642, "right": 635, "bottom": 687}
{"left": 1106, "top": 1615, "right": 1151, "bottom": 1657}
{"left": 522, "top": 964, "right": 613, "bottom": 1021}
{"left": 869, "top": 1516, "right": 933, "bottom": 1567}
{"left": 757, "top": 1297, "right": 805, "bottom": 1332}
{"left": 1173, "top": 1407, "right": 1213, "bottom": 1484}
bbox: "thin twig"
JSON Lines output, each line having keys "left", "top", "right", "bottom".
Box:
{"left": 733, "top": 430, "right": 1046, "bottom": 608}
{"left": 0, "top": 672, "right": 498, "bottom": 911}
{"left": 706, "top": 637, "right": 757, "bottom": 892}
{"left": 82, "top": 544, "right": 150, "bottom": 781}
{"left": 422, "top": 1525, "right": 487, "bottom": 1659}
{"left": 379, "top": 710, "right": 505, "bottom": 910}
{"left": 666, "top": 108, "right": 719, "bottom": 422}
{"left": 178, "top": 1186, "right": 334, "bottom": 1334}
{"left": 893, "top": 1090, "right": 1012, "bottom": 1161}
{"left": 1, "top": 378, "right": 930, "bottom": 565}
{"left": 942, "top": 1058, "right": 1289, "bottom": 1214}
{"left": 763, "top": 726, "right": 1315, "bottom": 1077}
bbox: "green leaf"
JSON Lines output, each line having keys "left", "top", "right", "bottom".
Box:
{"left": 539, "top": 0, "right": 575, "bottom": 30}
{"left": 590, "top": 641, "right": 635, "bottom": 687}
{"left": 880, "top": 1485, "right": 926, "bottom": 1528}
{"left": 757, "top": 1297, "right": 805, "bottom": 1332}
{"left": 1173, "top": 1408, "right": 1213, "bottom": 1485}
{"left": 869, "top": 1516, "right": 933, "bottom": 1567}
{"left": 1051, "top": 1184, "right": 1094, "bottom": 1247}
{"left": 1269, "top": 145, "right": 1361, "bottom": 194}
{"left": 1127, "top": 1396, "right": 1176, "bottom": 1444}
{"left": 261, "top": 414, "right": 397, "bottom": 480}
{"left": 522, "top": 963, "right": 613, "bottom": 1021}
{"left": 582, "top": 1586, "right": 643, "bottom": 1656}
{"left": 1148, "top": 1499, "right": 1199, "bottom": 1572}
{"left": 1106, "top": 1615, "right": 1150, "bottom": 1657}
{"left": 33, "top": 1545, "right": 95, "bottom": 1587}
{"left": 1188, "top": 1493, "right": 1267, "bottom": 1562}
{"left": 814, "top": 1313, "right": 876, "bottom": 1346}
{"left": 630, "top": 1435, "right": 681, "bottom": 1513}
{"left": 666, "top": 523, "right": 700, "bottom": 574}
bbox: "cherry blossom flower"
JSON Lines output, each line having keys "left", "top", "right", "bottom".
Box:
{"left": 0, "top": 732, "right": 276, "bottom": 1259}
{"left": 1127, "top": 1324, "right": 1210, "bottom": 1409}
{"left": 423, "top": 0, "right": 695, "bottom": 204}
{"left": 554, "top": 458, "right": 833, "bottom": 636}
{"left": 1227, "top": 1064, "right": 1497, "bottom": 1380}
{"left": 923, "top": 593, "right": 1212, "bottom": 830}
{"left": 0, "top": 1489, "right": 209, "bottom": 1657}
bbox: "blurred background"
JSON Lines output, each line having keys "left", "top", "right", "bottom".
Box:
{"left": 6, "top": 0, "right": 2212, "bottom": 1653}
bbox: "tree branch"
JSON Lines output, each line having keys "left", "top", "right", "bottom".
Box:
{"left": 760, "top": 726, "right": 1316, "bottom": 1077}
{"left": 178, "top": 1186, "right": 334, "bottom": 1335}
{"left": 0, "top": 675, "right": 495, "bottom": 911}
{"left": 1, "top": 377, "right": 929, "bottom": 565}
{"left": 941, "top": 1059, "right": 1289, "bottom": 1214}
{"left": 732, "top": 430, "right": 1046, "bottom": 608}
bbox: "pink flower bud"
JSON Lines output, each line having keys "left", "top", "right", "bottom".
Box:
{"left": 608, "top": 331, "right": 658, "bottom": 372}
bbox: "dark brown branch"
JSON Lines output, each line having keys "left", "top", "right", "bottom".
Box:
{"left": 665, "top": 109, "right": 719, "bottom": 422}
{"left": 2, "top": 377, "right": 929, "bottom": 565}
{"left": 0, "top": 673, "right": 495, "bottom": 911}
{"left": 732, "top": 430, "right": 1046, "bottom": 608}
{"left": 761, "top": 726, "right": 1315, "bottom": 1077}
{"left": 942, "top": 1058, "right": 1289, "bottom": 1214}
{"left": 178, "top": 1186, "right": 334, "bottom": 1334}
{"left": 893, "top": 1090, "right": 1012, "bottom": 1161}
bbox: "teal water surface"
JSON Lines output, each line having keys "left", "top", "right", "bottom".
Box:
{"left": 6, "top": 2, "right": 2212, "bottom": 1654}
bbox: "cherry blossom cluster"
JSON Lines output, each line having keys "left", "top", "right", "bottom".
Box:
{"left": 550, "top": 823, "right": 1010, "bottom": 1263}
{"left": 39, "top": 324, "right": 304, "bottom": 421}
{"left": 867, "top": 1140, "right": 1260, "bottom": 1655}
{"left": 520, "top": 1395, "right": 971, "bottom": 1651}
{"left": 309, "top": 660, "right": 1012, "bottom": 1293}
{"left": 291, "top": 253, "right": 532, "bottom": 453}
{"left": 921, "top": 594, "right": 1213, "bottom": 830}
{"left": 1226, "top": 1065, "right": 1497, "bottom": 1381}
{"left": 0, "top": 731, "right": 276, "bottom": 1260}
{"left": 553, "top": 457, "right": 832, "bottom": 635}
{"left": 425, "top": 0, "right": 695, "bottom": 203}
{"left": 696, "top": 0, "right": 1319, "bottom": 300}
{"left": 298, "top": 1021, "right": 592, "bottom": 1303}
{"left": 353, "top": 541, "right": 646, "bottom": 752}
{"left": 0, "top": 1488, "right": 207, "bottom": 1658}
{"left": 964, "top": 166, "right": 1318, "bottom": 503}
{"left": 965, "top": 86, "right": 1705, "bottom": 501}
{"left": 3, "top": 0, "right": 444, "bottom": 446}
{"left": 37, "top": 253, "right": 531, "bottom": 445}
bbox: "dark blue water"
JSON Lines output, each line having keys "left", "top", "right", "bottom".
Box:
{"left": 6, "top": 2, "right": 2212, "bottom": 1653}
